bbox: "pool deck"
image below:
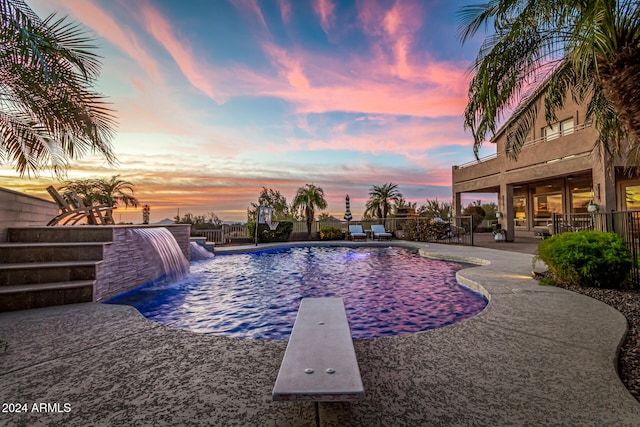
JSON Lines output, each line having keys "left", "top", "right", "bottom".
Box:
{"left": 1, "top": 241, "right": 639, "bottom": 426}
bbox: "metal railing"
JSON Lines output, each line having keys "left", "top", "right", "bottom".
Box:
{"left": 195, "top": 217, "right": 475, "bottom": 246}
{"left": 551, "top": 211, "right": 640, "bottom": 285}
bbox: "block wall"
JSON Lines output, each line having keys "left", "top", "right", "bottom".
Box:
{"left": 0, "top": 187, "right": 57, "bottom": 242}
{"left": 93, "top": 224, "right": 191, "bottom": 301}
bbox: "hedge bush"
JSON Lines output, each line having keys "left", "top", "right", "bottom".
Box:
{"left": 319, "top": 226, "right": 345, "bottom": 240}
{"left": 402, "top": 219, "right": 449, "bottom": 241}
{"left": 535, "top": 230, "right": 632, "bottom": 288}
{"left": 247, "top": 221, "right": 293, "bottom": 243}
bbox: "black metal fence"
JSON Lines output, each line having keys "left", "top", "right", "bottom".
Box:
{"left": 392, "top": 216, "right": 474, "bottom": 246}
{"left": 551, "top": 211, "right": 640, "bottom": 285}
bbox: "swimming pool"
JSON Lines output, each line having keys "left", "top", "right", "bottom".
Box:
{"left": 106, "top": 246, "right": 487, "bottom": 340}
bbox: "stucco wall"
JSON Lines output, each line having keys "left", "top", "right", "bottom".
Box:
{"left": 0, "top": 187, "right": 57, "bottom": 242}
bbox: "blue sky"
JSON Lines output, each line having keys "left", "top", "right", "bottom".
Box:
{"left": 1, "top": 0, "right": 497, "bottom": 222}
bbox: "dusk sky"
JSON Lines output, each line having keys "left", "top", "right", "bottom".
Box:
{"left": 1, "top": 0, "right": 498, "bottom": 223}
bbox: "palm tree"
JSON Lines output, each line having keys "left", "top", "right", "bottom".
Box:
{"left": 292, "top": 184, "right": 328, "bottom": 238}
{"left": 0, "top": 0, "right": 116, "bottom": 176}
{"left": 459, "top": 0, "right": 640, "bottom": 162}
{"left": 62, "top": 175, "right": 138, "bottom": 208}
{"left": 365, "top": 183, "right": 403, "bottom": 227}
{"left": 94, "top": 175, "right": 139, "bottom": 208}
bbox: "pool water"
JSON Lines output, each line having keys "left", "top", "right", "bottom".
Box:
{"left": 106, "top": 246, "right": 487, "bottom": 340}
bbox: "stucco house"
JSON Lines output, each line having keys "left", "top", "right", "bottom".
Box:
{"left": 452, "top": 91, "right": 638, "bottom": 240}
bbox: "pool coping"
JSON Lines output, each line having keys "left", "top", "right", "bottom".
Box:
{"left": 1, "top": 241, "right": 639, "bottom": 425}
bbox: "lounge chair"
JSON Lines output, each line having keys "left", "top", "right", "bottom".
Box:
{"left": 46, "top": 186, "right": 115, "bottom": 226}
{"left": 371, "top": 224, "right": 392, "bottom": 240}
{"left": 349, "top": 225, "right": 367, "bottom": 241}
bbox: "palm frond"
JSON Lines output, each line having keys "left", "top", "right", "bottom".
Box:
{"left": 0, "top": 0, "right": 116, "bottom": 176}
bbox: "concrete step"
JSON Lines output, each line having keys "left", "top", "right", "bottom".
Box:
{"left": 0, "top": 242, "right": 106, "bottom": 263}
{"left": 0, "top": 261, "right": 98, "bottom": 286}
{"left": 0, "top": 280, "right": 94, "bottom": 312}
{"left": 7, "top": 226, "right": 114, "bottom": 244}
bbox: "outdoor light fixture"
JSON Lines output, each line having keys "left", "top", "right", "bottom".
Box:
{"left": 496, "top": 211, "right": 503, "bottom": 219}
{"left": 142, "top": 204, "right": 150, "bottom": 224}
{"left": 587, "top": 200, "right": 598, "bottom": 213}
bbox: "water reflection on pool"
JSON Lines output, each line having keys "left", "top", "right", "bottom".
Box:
{"left": 106, "top": 246, "right": 487, "bottom": 340}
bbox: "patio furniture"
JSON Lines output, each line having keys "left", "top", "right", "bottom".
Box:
{"left": 371, "top": 224, "right": 392, "bottom": 240}
{"left": 349, "top": 225, "right": 367, "bottom": 241}
{"left": 46, "top": 186, "right": 115, "bottom": 226}
{"left": 272, "top": 298, "right": 365, "bottom": 402}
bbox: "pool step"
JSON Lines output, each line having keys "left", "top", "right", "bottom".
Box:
{"left": 0, "top": 281, "right": 94, "bottom": 312}
{"left": 0, "top": 242, "right": 106, "bottom": 263}
{"left": 6, "top": 226, "right": 114, "bottom": 243}
{"left": 0, "top": 261, "right": 98, "bottom": 287}
{"left": 0, "top": 227, "right": 112, "bottom": 312}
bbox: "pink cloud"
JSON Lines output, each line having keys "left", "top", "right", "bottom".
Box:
{"left": 314, "top": 0, "right": 336, "bottom": 35}
{"left": 58, "top": 0, "right": 159, "bottom": 78}
{"left": 231, "top": 0, "right": 268, "bottom": 29}
{"left": 262, "top": 44, "right": 311, "bottom": 89}
{"left": 137, "top": 3, "right": 226, "bottom": 104}
{"left": 277, "top": 0, "right": 292, "bottom": 24}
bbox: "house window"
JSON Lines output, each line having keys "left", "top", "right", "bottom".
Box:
{"left": 542, "top": 118, "right": 574, "bottom": 141}
{"left": 625, "top": 184, "right": 640, "bottom": 210}
{"left": 571, "top": 180, "right": 593, "bottom": 213}
{"left": 533, "top": 183, "right": 563, "bottom": 226}
{"left": 561, "top": 118, "right": 574, "bottom": 136}
{"left": 542, "top": 123, "right": 560, "bottom": 141}
{"left": 513, "top": 187, "right": 527, "bottom": 227}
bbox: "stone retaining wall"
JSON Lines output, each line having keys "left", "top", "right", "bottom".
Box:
{"left": 0, "top": 187, "right": 57, "bottom": 242}
{"left": 94, "top": 224, "right": 191, "bottom": 301}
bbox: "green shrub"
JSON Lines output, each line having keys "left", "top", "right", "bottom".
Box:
{"left": 319, "top": 226, "right": 344, "bottom": 240}
{"left": 535, "top": 231, "right": 632, "bottom": 288}
{"left": 247, "top": 221, "right": 293, "bottom": 243}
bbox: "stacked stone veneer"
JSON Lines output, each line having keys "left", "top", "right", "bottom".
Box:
{"left": 0, "top": 187, "right": 57, "bottom": 242}
{"left": 94, "top": 224, "right": 190, "bottom": 301}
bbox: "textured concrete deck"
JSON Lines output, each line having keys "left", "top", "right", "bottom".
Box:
{"left": 1, "top": 241, "right": 639, "bottom": 426}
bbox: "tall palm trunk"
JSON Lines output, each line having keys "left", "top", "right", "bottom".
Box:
{"left": 597, "top": 45, "right": 640, "bottom": 145}
{"left": 306, "top": 206, "right": 314, "bottom": 238}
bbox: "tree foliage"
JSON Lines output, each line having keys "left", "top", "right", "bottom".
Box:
{"left": 247, "top": 187, "right": 291, "bottom": 222}
{"left": 292, "top": 183, "right": 328, "bottom": 237}
{"left": 365, "top": 182, "right": 403, "bottom": 226}
{"left": 61, "top": 175, "right": 138, "bottom": 208}
{"left": 175, "top": 211, "right": 221, "bottom": 228}
{"left": 459, "top": 0, "right": 640, "bottom": 164}
{"left": 462, "top": 203, "right": 486, "bottom": 230}
{"left": 417, "top": 199, "right": 451, "bottom": 219}
{"left": 0, "top": 0, "right": 116, "bottom": 176}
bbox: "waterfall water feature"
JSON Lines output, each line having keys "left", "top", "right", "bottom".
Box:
{"left": 133, "top": 227, "right": 190, "bottom": 282}
{"left": 189, "top": 241, "right": 215, "bottom": 261}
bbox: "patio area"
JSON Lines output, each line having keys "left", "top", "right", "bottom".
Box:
{"left": 1, "top": 242, "right": 639, "bottom": 426}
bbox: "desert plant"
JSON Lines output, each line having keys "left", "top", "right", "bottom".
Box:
{"left": 319, "top": 226, "right": 344, "bottom": 241}
{"left": 535, "top": 230, "right": 632, "bottom": 288}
